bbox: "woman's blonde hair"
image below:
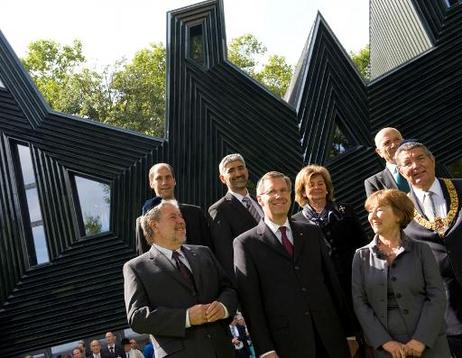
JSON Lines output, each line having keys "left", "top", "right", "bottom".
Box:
{"left": 294, "top": 165, "right": 334, "bottom": 207}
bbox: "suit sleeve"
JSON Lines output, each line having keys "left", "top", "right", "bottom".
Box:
{"left": 233, "top": 237, "right": 275, "bottom": 355}
{"left": 209, "top": 207, "right": 235, "bottom": 280}
{"left": 351, "top": 251, "right": 392, "bottom": 348}
{"left": 411, "top": 243, "right": 447, "bottom": 348}
{"left": 123, "top": 262, "right": 187, "bottom": 337}
{"left": 364, "top": 178, "right": 378, "bottom": 198}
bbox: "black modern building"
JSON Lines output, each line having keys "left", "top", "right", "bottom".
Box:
{"left": 0, "top": 0, "right": 461, "bottom": 356}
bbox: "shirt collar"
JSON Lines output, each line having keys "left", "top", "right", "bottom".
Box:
{"left": 413, "top": 179, "right": 443, "bottom": 203}
{"left": 151, "top": 243, "right": 183, "bottom": 261}
{"left": 264, "top": 217, "right": 290, "bottom": 235}
{"left": 386, "top": 162, "right": 398, "bottom": 174}
{"left": 228, "top": 190, "right": 250, "bottom": 202}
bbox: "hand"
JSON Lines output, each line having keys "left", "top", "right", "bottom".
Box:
{"left": 404, "top": 339, "right": 425, "bottom": 357}
{"left": 188, "top": 304, "right": 207, "bottom": 325}
{"left": 382, "top": 341, "right": 406, "bottom": 358}
{"left": 263, "top": 353, "right": 279, "bottom": 358}
{"left": 205, "top": 300, "right": 225, "bottom": 322}
{"left": 231, "top": 337, "right": 241, "bottom": 346}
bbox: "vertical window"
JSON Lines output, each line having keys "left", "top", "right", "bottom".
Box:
{"left": 188, "top": 24, "right": 206, "bottom": 65}
{"left": 0, "top": 78, "right": 5, "bottom": 88}
{"left": 73, "top": 175, "right": 111, "bottom": 237}
{"left": 327, "top": 122, "right": 355, "bottom": 161}
{"left": 17, "top": 144, "right": 50, "bottom": 265}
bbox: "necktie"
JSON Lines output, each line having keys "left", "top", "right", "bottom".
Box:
{"left": 279, "top": 227, "right": 294, "bottom": 257}
{"left": 423, "top": 191, "right": 436, "bottom": 220}
{"left": 395, "top": 171, "right": 410, "bottom": 193}
{"left": 109, "top": 347, "right": 114, "bottom": 353}
{"left": 242, "top": 197, "right": 262, "bottom": 222}
{"left": 172, "top": 250, "right": 196, "bottom": 290}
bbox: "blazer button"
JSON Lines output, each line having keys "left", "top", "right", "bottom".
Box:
{"left": 301, "top": 287, "right": 307, "bottom": 292}
{"left": 403, "top": 309, "right": 409, "bottom": 315}
{"left": 207, "top": 334, "right": 212, "bottom": 339}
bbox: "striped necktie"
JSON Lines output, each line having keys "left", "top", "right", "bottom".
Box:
{"left": 242, "top": 197, "right": 261, "bottom": 222}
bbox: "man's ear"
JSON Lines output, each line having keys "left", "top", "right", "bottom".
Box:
{"left": 219, "top": 175, "right": 226, "bottom": 185}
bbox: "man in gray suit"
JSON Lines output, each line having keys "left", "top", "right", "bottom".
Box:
{"left": 396, "top": 141, "right": 462, "bottom": 356}
{"left": 124, "top": 200, "right": 238, "bottom": 358}
{"left": 364, "top": 127, "right": 410, "bottom": 196}
{"left": 209, "top": 153, "right": 263, "bottom": 279}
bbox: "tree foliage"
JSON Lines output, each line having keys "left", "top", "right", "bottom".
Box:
{"left": 22, "top": 35, "right": 293, "bottom": 136}
{"left": 351, "top": 45, "right": 370, "bottom": 81}
{"left": 228, "top": 34, "right": 293, "bottom": 97}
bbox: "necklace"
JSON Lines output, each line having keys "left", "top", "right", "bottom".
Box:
{"left": 413, "top": 178, "right": 458, "bottom": 237}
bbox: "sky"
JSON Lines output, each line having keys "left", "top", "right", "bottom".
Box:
{"left": 0, "top": 0, "right": 369, "bottom": 68}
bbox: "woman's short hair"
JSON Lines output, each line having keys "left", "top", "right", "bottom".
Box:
{"left": 294, "top": 165, "right": 334, "bottom": 207}
{"left": 365, "top": 189, "right": 415, "bottom": 228}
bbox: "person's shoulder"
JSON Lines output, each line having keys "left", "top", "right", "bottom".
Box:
{"left": 208, "top": 195, "right": 228, "bottom": 212}
{"left": 179, "top": 202, "right": 202, "bottom": 211}
{"left": 290, "top": 218, "right": 321, "bottom": 233}
{"left": 235, "top": 223, "right": 260, "bottom": 243}
{"left": 291, "top": 210, "right": 306, "bottom": 222}
{"left": 124, "top": 251, "right": 151, "bottom": 268}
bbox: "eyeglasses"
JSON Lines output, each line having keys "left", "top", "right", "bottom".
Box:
{"left": 261, "top": 188, "right": 290, "bottom": 197}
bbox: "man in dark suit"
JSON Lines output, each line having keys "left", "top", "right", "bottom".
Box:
{"left": 396, "top": 141, "right": 462, "bottom": 356}
{"left": 209, "top": 153, "right": 263, "bottom": 279}
{"left": 124, "top": 200, "right": 238, "bottom": 358}
{"left": 234, "top": 171, "right": 351, "bottom": 358}
{"left": 102, "top": 331, "right": 123, "bottom": 358}
{"left": 88, "top": 340, "right": 110, "bottom": 358}
{"left": 364, "top": 127, "right": 410, "bottom": 196}
{"left": 137, "top": 163, "right": 211, "bottom": 254}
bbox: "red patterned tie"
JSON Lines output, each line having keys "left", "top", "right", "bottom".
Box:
{"left": 279, "top": 226, "right": 293, "bottom": 257}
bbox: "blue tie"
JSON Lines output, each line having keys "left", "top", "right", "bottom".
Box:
{"left": 395, "top": 171, "right": 410, "bottom": 193}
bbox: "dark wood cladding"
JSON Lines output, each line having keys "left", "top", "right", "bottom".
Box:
{"left": 0, "top": 0, "right": 461, "bottom": 356}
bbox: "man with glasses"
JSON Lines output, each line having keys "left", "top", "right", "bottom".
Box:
{"left": 396, "top": 141, "right": 462, "bottom": 357}
{"left": 234, "top": 171, "right": 351, "bottom": 358}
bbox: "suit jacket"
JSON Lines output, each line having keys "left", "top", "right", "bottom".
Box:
{"left": 233, "top": 220, "right": 351, "bottom": 358}
{"left": 364, "top": 168, "right": 397, "bottom": 197}
{"left": 292, "top": 202, "right": 368, "bottom": 303}
{"left": 352, "top": 234, "right": 449, "bottom": 356}
{"left": 123, "top": 244, "right": 238, "bottom": 358}
{"left": 137, "top": 201, "right": 212, "bottom": 254}
{"left": 404, "top": 178, "right": 462, "bottom": 331}
{"left": 208, "top": 192, "right": 259, "bottom": 279}
{"left": 101, "top": 345, "right": 123, "bottom": 358}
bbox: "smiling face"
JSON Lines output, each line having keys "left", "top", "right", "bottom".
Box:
{"left": 375, "top": 128, "right": 403, "bottom": 164}
{"left": 396, "top": 147, "right": 435, "bottom": 191}
{"left": 149, "top": 164, "right": 176, "bottom": 199}
{"left": 257, "top": 176, "right": 291, "bottom": 224}
{"left": 152, "top": 203, "right": 186, "bottom": 250}
{"left": 304, "top": 174, "right": 328, "bottom": 204}
{"left": 367, "top": 204, "right": 401, "bottom": 236}
{"left": 219, "top": 160, "right": 249, "bottom": 195}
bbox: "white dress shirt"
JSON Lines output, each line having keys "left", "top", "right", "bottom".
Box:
{"left": 264, "top": 217, "right": 293, "bottom": 245}
{"left": 413, "top": 179, "right": 447, "bottom": 219}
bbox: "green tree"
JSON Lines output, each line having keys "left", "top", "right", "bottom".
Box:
{"left": 351, "top": 45, "right": 370, "bottom": 81}
{"left": 228, "top": 34, "right": 293, "bottom": 97}
{"left": 21, "top": 39, "right": 108, "bottom": 117}
{"left": 110, "top": 43, "right": 166, "bottom": 137}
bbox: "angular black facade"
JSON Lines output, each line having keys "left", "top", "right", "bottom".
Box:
{"left": 0, "top": 0, "right": 461, "bottom": 356}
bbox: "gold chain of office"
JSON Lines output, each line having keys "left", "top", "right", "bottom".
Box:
{"left": 413, "top": 178, "right": 458, "bottom": 237}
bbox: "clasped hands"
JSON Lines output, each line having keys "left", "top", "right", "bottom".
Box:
{"left": 382, "top": 339, "right": 425, "bottom": 358}
{"left": 189, "top": 301, "right": 225, "bottom": 325}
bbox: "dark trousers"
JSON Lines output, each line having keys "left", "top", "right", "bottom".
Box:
{"left": 448, "top": 334, "right": 462, "bottom": 358}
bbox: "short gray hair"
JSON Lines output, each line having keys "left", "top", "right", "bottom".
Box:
{"left": 140, "top": 200, "right": 179, "bottom": 244}
{"left": 395, "top": 141, "right": 433, "bottom": 165}
{"left": 219, "top": 153, "right": 246, "bottom": 175}
{"left": 256, "top": 171, "right": 292, "bottom": 195}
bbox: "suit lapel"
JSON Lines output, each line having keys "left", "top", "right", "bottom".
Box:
{"left": 226, "top": 192, "right": 258, "bottom": 224}
{"left": 181, "top": 245, "right": 202, "bottom": 292}
{"left": 290, "top": 221, "right": 306, "bottom": 263}
{"left": 256, "top": 221, "right": 292, "bottom": 260}
{"left": 149, "top": 246, "right": 194, "bottom": 292}
{"left": 382, "top": 168, "right": 398, "bottom": 189}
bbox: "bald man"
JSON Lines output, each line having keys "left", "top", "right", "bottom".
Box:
{"left": 137, "top": 163, "right": 211, "bottom": 254}
{"left": 364, "top": 127, "right": 410, "bottom": 197}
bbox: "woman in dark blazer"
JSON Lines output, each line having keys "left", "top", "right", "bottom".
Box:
{"left": 352, "top": 189, "right": 450, "bottom": 357}
{"left": 292, "top": 164, "right": 368, "bottom": 300}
